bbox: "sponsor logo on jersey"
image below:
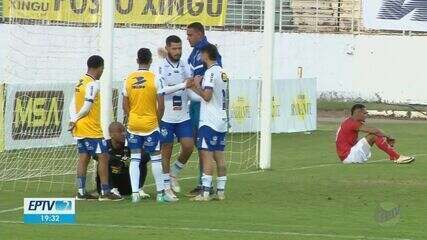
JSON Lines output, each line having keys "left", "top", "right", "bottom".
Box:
{"left": 132, "top": 77, "right": 146, "bottom": 89}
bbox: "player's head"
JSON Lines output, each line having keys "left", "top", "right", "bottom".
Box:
{"left": 351, "top": 104, "right": 368, "bottom": 121}
{"left": 87, "top": 55, "right": 104, "bottom": 80}
{"left": 201, "top": 43, "right": 219, "bottom": 64}
{"left": 187, "top": 22, "right": 205, "bottom": 47}
{"left": 165, "top": 35, "right": 182, "bottom": 61}
{"left": 109, "top": 122, "right": 126, "bottom": 144}
{"left": 137, "top": 48, "right": 152, "bottom": 66}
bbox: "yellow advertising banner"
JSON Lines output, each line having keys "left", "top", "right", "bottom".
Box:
{"left": 3, "top": 0, "right": 228, "bottom": 26}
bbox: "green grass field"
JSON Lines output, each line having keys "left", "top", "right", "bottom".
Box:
{"left": 1, "top": 120, "right": 426, "bottom": 240}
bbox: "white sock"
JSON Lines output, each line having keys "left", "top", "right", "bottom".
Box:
{"left": 129, "top": 158, "right": 141, "bottom": 193}
{"left": 217, "top": 176, "right": 227, "bottom": 192}
{"left": 170, "top": 160, "right": 185, "bottom": 177}
{"left": 151, "top": 155, "right": 165, "bottom": 194}
{"left": 201, "top": 174, "right": 212, "bottom": 195}
{"left": 163, "top": 173, "right": 171, "bottom": 190}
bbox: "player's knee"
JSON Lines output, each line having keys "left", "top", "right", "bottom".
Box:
{"left": 181, "top": 142, "right": 194, "bottom": 153}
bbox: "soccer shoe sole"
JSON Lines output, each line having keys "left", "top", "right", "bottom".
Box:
{"left": 394, "top": 157, "right": 415, "bottom": 164}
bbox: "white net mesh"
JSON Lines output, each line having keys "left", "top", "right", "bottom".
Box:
{"left": 0, "top": 1, "right": 261, "bottom": 192}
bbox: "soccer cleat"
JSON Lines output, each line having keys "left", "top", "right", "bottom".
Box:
{"left": 170, "top": 176, "right": 181, "bottom": 193}
{"left": 99, "top": 192, "right": 124, "bottom": 202}
{"left": 163, "top": 191, "right": 178, "bottom": 202}
{"left": 165, "top": 189, "right": 178, "bottom": 201}
{"left": 394, "top": 156, "right": 415, "bottom": 164}
{"left": 139, "top": 189, "right": 151, "bottom": 199}
{"left": 190, "top": 194, "right": 211, "bottom": 202}
{"left": 75, "top": 192, "right": 98, "bottom": 201}
{"left": 131, "top": 192, "right": 141, "bottom": 203}
{"left": 111, "top": 188, "right": 122, "bottom": 198}
{"left": 186, "top": 186, "right": 202, "bottom": 197}
{"left": 216, "top": 191, "right": 225, "bottom": 201}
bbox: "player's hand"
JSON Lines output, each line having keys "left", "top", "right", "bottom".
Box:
{"left": 386, "top": 136, "right": 396, "bottom": 146}
{"left": 185, "top": 79, "right": 194, "bottom": 88}
{"left": 193, "top": 75, "right": 203, "bottom": 87}
{"left": 68, "top": 122, "right": 76, "bottom": 132}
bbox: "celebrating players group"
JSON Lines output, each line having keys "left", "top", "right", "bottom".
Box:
{"left": 69, "top": 22, "right": 229, "bottom": 203}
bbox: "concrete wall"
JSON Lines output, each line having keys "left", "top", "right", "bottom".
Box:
{"left": 1, "top": 24, "right": 426, "bottom": 103}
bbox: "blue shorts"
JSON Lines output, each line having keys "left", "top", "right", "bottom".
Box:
{"left": 189, "top": 101, "right": 200, "bottom": 132}
{"left": 126, "top": 131, "right": 160, "bottom": 153}
{"left": 197, "top": 126, "right": 226, "bottom": 152}
{"left": 77, "top": 138, "right": 108, "bottom": 156}
{"left": 160, "top": 120, "right": 193, "bottom": 144}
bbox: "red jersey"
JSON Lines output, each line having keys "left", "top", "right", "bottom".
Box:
{"left": 336, "top": 117, "right": 363, "bottom": 160}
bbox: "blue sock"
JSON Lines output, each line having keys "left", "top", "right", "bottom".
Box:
{"left": 101, "top": 184, "right": 110, "bottom": 195}
{"left": 77, "top": 176, "right": 86, "bottom": 195}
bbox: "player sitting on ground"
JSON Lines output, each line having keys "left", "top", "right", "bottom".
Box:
{"left": 69, "top": 55, "right": 122, "bottom": 201}
{"left": 155, "top": 35, "right": 195, "bottom": 200}
{"left": 190, "top": 44, "right": 229, "bottom": 201}
{"left": 95, "top": 122, "right": 150, "bottom": 199}
{"left": 336, "top": 104, "right": 415, "bottom": 164}
{"left": 123, "top": 48, "right": 194, "bottom": 203}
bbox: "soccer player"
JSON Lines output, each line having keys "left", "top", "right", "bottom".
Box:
{"left": 154, "top": 35, "right": 195, "bottom": 199}
{"left": 95, "top": 122, "right": 150, "bottom": 198}
{"left": 336, "top": 104, "right": 415, "bottom": 164}
{"left": 69, "top": 55, "right": 122, "bottom": 201}
{"left": 190, "top": 44, "right": 229, "bottom": 201}
{"left": 123, "top": 48, "right": 193, "bottom": 203}
{"left": 186, "top": 22, "right": 223, "bottom": 196}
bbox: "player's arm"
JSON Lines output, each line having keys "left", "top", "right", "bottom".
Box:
{"left": 358, "top": 124, "right": 391, "bottom": 138}
{"left": 192, "top": 74, "right": 214, "bottom": 102}
{"left": 68, "top": 82, "right": 98, "bottom": 131}
{"left": 157, "top": 94, "right": 165, "bottom": 122}
{"left": 122, "top": 80, "right": 130, "bottom": 124}
{"left": 157, "top": 79, "right": 194, "bottom": 95}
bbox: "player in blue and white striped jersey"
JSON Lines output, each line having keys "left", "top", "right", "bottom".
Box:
{"left": 153, "top": 35, "right": 197, "bottom": 200}
{"left": 190, "top": 44, "right": 229, "bottom": 201}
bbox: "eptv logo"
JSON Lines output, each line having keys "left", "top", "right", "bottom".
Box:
{"left": 377, "top": 0, "right": 427, "bottom": 21}
{"left": 24, "top": 198, "right": 75, "bottom": 224}
{"left": 27, "top": 200, "right": 72, "bottom": 211}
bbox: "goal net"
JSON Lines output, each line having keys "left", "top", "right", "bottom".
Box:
{"left": 0, "top": 0, "right": 262, "bottom": 192}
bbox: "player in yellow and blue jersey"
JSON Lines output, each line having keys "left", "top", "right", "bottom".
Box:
{"left": 69, "top": 55, "right": 122, "bottom": 201}
{"left": 122, "top": 48, "right": 193, "bottom": 203}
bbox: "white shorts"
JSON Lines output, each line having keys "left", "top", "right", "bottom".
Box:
{"left": 342, "top": 138, "right": 372, "bottom": 164}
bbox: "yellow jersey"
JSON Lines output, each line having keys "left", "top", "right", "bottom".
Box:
{"left": 72, "top": 74, "right": 103, "bottom": 138}
{"left": 123, "top": 69, "right": 160, "bottom": 134}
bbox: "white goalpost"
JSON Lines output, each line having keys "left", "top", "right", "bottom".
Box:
{"left": 259, "top": 0, "right": 275, "bottom": 170}
{"left": 100, "top": 0, "right": 115, "bottom": 140}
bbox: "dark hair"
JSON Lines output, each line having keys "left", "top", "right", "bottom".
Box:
{"left": 87, "top": 55, "right": 104, "bottom": 69}
{"left": 351, "top": 104, "right": 366, "bottom": 115}
{"left": 166, "top": 35, "right": 182, "bottom": 46}
{"left": 201, "top": 44, "right": 219, "bottom": 61}
{"left": 137, "top": 48, "right": 152, "bottom": 65}
{"left": 187, "top": 22, "right": 205, "bottom": 35}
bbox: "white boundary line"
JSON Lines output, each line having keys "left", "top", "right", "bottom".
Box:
{"left": 0, "top": 207, "right": 23, "bottom": 214}
{"left": 0, "top": 220, "right": 413, "bottom": 240}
